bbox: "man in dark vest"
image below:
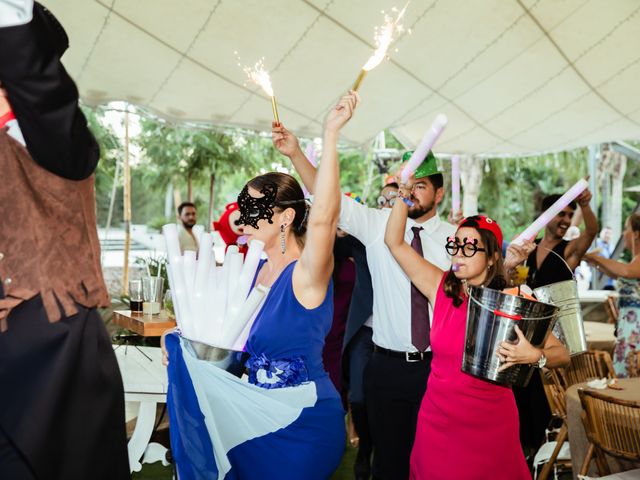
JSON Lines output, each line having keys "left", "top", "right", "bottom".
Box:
{"left": 518, "top": 189, "right": 598, "bottom": 461}
{"left": 0, "top": 2, "right": 129, "bottom": 478}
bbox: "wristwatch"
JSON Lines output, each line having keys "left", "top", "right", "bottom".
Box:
{"left": 536, "top": 351, "right": 547, "bottom": 369}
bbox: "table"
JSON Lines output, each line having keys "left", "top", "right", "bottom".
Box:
{"left": 566, "top": 378, "right": 640, "bottom": 479}
{"left": 584, "top": 321, "right": 616, "bottom": 353}
{"left": 580, "top": 290, "right": 618, "bottom": 323}
{"left": 113, "top": 310, "right": 176, "bottom": 337}
{"left": 114, "top": 345, "right": 169, "bottom": 473}
{"left": 579, "top": 290, "right": 618, "bottom": 303}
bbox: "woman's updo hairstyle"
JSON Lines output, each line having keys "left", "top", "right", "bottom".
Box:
{"left": 247, "top": 172, "right": 309, "bottom": 237}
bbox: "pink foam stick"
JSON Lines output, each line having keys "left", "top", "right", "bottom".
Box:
{"left": 400, "top": 114, "right": 448, "bottom": 184}
{"left": 451, "top": 155, "right": 461, "bottom": 214}
{"left": 512, "top": 178, "right": 589, "bottom": 245}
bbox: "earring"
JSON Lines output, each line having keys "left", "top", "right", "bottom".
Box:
{"left": 280, "top": 224, "right": 286, "bottom": 254}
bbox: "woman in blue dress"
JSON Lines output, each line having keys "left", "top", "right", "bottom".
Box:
{"left": 163, "top": 91, "right": 360, "bottom": 479}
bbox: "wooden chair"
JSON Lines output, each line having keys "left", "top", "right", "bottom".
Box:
{"left": 627, "top": 351, "right": 640, "bottom": 378}
{"left": 604, "top": 295, "right": 619, "bottom": 324}
{"left": 537, "top": 369, "right": 572, "bottom": 480}
{"left": 562, "top": 350, "right": 617, "bottom": 387}
{"left": 578, "top": 389, "right": 640, "bottom": 477}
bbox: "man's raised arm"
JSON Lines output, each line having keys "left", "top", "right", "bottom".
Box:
{"left": 0, "top": 1, "right": 99, "bottom": 180}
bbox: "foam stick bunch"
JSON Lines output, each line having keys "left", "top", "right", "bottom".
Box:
{"left": 163, "top": 224, "right": 269, "bottom": 351}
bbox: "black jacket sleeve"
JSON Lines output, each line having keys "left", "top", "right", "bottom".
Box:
{"left": 334, "top": 235, "right": 354, "bottom": 261}
{"left": 0, "top": 11, "right": 99, "bottom": 180}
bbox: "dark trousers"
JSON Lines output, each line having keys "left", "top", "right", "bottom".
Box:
{"left": 514, "top": 371, "right": 552, "bottom": 455}
{"left": 364, "top": 349, "right": 431, "bottom": 480}
{"left": 346, "top": 327, "right": 374, "bottom": 478}
{"left": 0, "top": 427, "right": 35, "bottom": 480}
{"left": 347, "top": 326, "right": 374, "bottom": 405}
{"left": 0, "top": 296, "right": 130, "bottom": 480}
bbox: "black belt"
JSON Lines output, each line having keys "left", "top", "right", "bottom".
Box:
{"left": 374, "top": 345, "right": 432, "bottom": 362}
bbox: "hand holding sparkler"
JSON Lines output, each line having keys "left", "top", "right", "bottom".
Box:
{"left": 272, "top": 122, "right": 302, "bottom": 158}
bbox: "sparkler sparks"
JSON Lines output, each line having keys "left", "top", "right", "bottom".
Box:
{"left": 236, "top": 53, "right": 280, "bottom": 123}
{"left": 353, "top": 3, "right": 409, "bottom": 91}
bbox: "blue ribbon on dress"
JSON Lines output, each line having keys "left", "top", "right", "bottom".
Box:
{"left": 246, "top": 353, "right": 309, "bottom": 389}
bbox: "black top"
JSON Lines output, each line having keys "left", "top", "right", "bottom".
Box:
{"left": 526, "top": 239, "right": 573, "bottom": 289}
{"left": 0, "top": 6, "right": 99, "bottom": 180}
{"left": 334, "top": 235, "right": 373, "bottom": 350}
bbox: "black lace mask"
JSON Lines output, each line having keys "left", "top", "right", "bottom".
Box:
{"left": 236, "top": 183, "right": 278, "bottom": 229}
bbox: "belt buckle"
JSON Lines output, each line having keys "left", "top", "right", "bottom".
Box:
{"left": 406, "top": 351, "right": 423, "bottom": 362}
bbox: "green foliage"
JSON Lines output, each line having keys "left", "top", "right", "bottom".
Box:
{"left": 134, "top": 253, "right": 169, "bottom": 294}
{"left": 82, "top": 106, "right": 123, "bottom": 226}
{"left": 84, "top": 107, "right": 640, "bottom": 242}
{"left": 477, "top": 151, "right": 588, "bottom": 241}
{"left": 147, "top": 216, "right": 174, "bottom": 233}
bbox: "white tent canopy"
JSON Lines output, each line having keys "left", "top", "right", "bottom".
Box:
{"left": 44, "top": 0, "right": 640, "bottom": 155}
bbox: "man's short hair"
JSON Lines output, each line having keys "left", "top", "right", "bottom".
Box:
{"left": 177, "top": 202, "right": 196, "bottom": 215}
{"left": 382, "top": 182, "right": 399, "bottom": 190}
{"left": 541, "top": 194, "right": 575, "bottom": 213}
{"left": 420, "top": 173, "right": 444, "bottom": 191}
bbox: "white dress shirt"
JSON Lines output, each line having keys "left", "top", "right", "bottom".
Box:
{"left": 0, "top": 0, "right": 33, "bottom": 28}
{"left": 338, "top": 195, "right": 456, "bottom": 352}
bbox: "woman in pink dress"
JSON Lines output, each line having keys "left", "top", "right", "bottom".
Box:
{"left": 385, "top": 185, "right": 570, "bottom": 480}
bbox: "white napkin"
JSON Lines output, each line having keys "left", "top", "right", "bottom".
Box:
{"left": 586, "top": 378, "right": 618, "bottom": 389}
{"left": 586, "top": 378, "right": 608, "bottom": 389}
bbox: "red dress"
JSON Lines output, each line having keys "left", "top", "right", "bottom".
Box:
{"left": 410, "top": 279, "right": 531, "bottom": 480}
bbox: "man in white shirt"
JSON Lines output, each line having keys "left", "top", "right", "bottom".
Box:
{"left": 273, "top": 123, "right": 455, "bottom": 479}
{"left": 177, "top": 201, "right": 199, "bottom": 253}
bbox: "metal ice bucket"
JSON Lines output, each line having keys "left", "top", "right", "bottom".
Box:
{"left": 531, "top": 247, "right": 588, "bottom": 356}
{"left": 462, "top": 286, "right": 559, "bottom": 387}
{"left": 183, "top": 337, "right": 236, "bottom": 371}
{"left": 534, "top": 279, "right": 587, "bottom": 356}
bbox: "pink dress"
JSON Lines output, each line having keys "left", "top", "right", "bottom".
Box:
{"left": 410, "top": 279, "right": 531, "bottom": 480}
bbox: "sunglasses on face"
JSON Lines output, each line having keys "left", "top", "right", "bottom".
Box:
{"left": 557, "top": 211, "right": 574, "bottom": 219}
{"left": 445, "top": 237, "right": 487, "bottom": 257}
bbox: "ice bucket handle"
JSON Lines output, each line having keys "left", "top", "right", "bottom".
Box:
{"left": 469, "top": 292, "right": 557, "bottom": 321}
{"left": 536, "top": 246, "right": 576, "bottom": 279}
{"left": 494, "top": 310, "right": 522, "bottom": 320}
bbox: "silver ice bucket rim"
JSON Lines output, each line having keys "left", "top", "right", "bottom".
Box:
{"left": 468, "top": 289, "right": 558, "bottom": 321}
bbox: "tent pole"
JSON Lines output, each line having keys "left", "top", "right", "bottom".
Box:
{"left": 122, "top": 107, "right": 132, "bottom": 295}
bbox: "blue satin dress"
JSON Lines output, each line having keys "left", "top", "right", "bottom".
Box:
{"left": 166, "top": 260, "right": 345, "bottom": 479}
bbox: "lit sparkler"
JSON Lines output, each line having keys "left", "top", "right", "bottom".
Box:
{"left": 353, "top": 3, "right": 409, "bottom": 91}
{"left": 237, "top": 54, "right": 280, "bottom": 124}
